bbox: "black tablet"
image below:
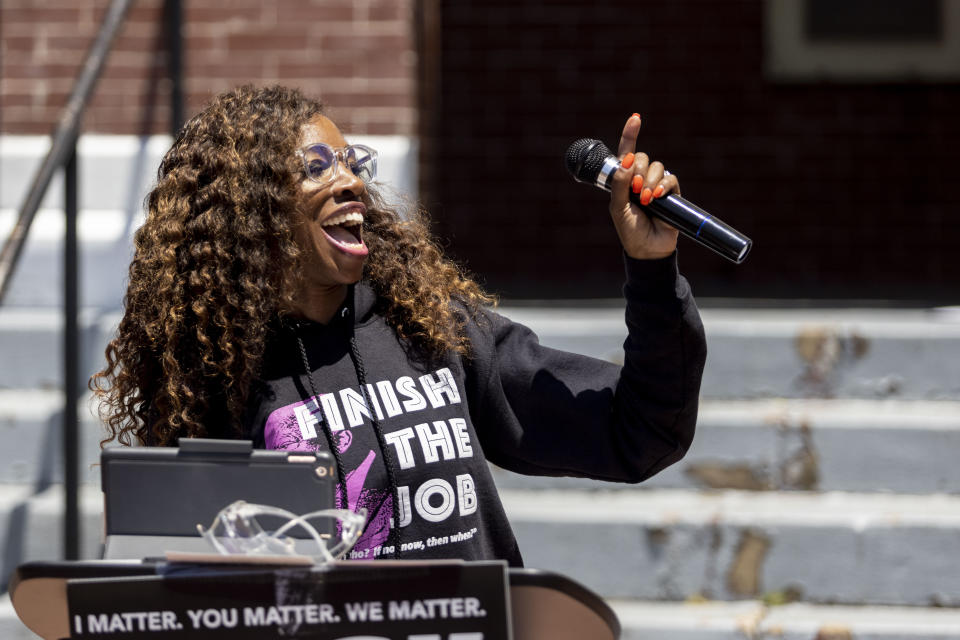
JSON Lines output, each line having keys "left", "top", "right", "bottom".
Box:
{"left": 101, "top": 438, "right": 336, "bottom": 558}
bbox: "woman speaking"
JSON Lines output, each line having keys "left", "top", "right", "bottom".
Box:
{"left": 91, "top": 85, "right": 707, "bottom": 565}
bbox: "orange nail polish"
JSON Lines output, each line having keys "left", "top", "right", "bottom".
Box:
{"left": 653, "top": 185, "right": 664, "bottom": 198}
{"left": 622, "top": 153, "right": 635, "bottom": 170}
{"left": 640, "top": 188, "right": 653, "bottom": 205}
{"left": 631, "top": 112, "right": 641, "bottom": 120}
{"left": 631, "top": 175, "right": 643, "bottom": 194}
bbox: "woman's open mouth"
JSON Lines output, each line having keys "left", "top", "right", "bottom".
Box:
{"left": 321, "top": 210, "right": 369, "bottom": 257}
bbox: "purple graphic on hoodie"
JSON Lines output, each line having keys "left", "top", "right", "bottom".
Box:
{"left": 264, "top": 399, "right": 393, "bottom": 557}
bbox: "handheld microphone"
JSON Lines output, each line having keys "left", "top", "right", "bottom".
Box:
{"left": 565, "top": 138, "right": 752, "bottom": 264}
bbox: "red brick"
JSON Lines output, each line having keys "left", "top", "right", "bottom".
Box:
{"left": 184, "top": 60, "right": 270, "bottom": 78}
{"left": 184, "top": 35, "right": 225, "bottom": 52}
{"left": 275, "top": 60, "right": 357, "bottom": 79}
{"left": 3, "top": 2, "right": 410, "bottom": 142}
{"left": 322, "top": 91, "right": 411, "bottom": 109}
{"left": 276, "top": 3, "right": 355, "bottom": 23}
{"left": 184, "top": 6, "right": 267, "bottom": 23}
{"left": 3, "top": 62, "right": 85, "bottom": 78}
{"left": 322, "top": 34, "right": 410, "bottom": 55}
{"left": 38, "top": 34, "right": 99, "bottom": 52}
{"left": 368, "top": 0, "right": 410, "bottom": 22}
{"left": 183, "top": 0, "right": 262, "bottom": 9}
{"left": 3, "top": 8, "right": 90, "bottom": 29}
{"left": 123, "top": 2, "right": 164, "bottom": 23}
{"left": 225, "top": 32, "right": 310, "bottom": 52}
{"left": 1, "top": 35, "right": 45, "bottom": 53}
{"left": 0, "top": 93, "right": 39, "bottom": 108}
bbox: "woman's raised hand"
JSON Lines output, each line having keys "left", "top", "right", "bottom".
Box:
{"left": 607, "top": 114, "right": 680, "bottom": 260}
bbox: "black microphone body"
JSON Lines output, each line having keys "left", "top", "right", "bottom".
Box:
{"left": 565, "top": 139, "right": 752, "bottom": 264}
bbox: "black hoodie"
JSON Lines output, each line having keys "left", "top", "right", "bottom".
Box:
{"left": 246, "top": 253, "right": 706, "bottom": 566}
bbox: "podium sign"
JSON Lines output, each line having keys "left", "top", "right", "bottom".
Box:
{"left": 66, "top": 561, "right": 510, "bottom": 639}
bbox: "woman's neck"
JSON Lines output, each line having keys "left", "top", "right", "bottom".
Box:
{"left": 290, "top": 283, "right": 348, "bottom": 324}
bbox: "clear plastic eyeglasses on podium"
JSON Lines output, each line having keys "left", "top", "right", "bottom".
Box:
{"left": 197, "top": 500, "right": 368, "bottom": 563}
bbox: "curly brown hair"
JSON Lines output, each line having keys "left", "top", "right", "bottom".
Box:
{"left": 91, "top": 85, "right": 494, "bottom": 447}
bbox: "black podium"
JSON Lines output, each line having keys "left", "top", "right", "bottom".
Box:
{"left": 15, "top": 441, "right": 620, "bottom": 638}
{"left": 11, "top": 558, "right": 620, "bottom": 639}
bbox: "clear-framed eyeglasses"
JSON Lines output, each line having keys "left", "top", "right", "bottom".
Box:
{"left": 197, "top": 500, "right": 367, "bottom": 564}
{"left": 297, "top": 143, "right": 378, "bottom": 188}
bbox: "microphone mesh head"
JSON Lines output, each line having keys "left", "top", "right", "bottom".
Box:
{"left": 564, "top": 138, "right": 614, "bottom": 183}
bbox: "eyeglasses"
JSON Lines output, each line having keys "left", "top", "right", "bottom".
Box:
{"left": 197, "top": 500, "right": 368, "bottom": 563}
{"left": 297, "top": 143, "right": 378, "bottom": 188}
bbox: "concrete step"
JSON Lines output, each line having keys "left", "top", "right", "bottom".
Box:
{"left": 3, "top": 483, "right": 958, "bottom": 608}
{"left": 0, "top": 484, "right": 103, "bottom": 595}
{"left": 0, "top": 307, "right": 128, "bottom": 392}
{"left": 0, "top": 135, "right": 167, "bottom": 311}
{"left": 501, "top": 488, "right": 960, "bottom": 607}
{"left": 0, "top": 308, "right": 114, "bottom": 390}
{"left": 500, "top": 304, "right": 960, "bottom": 400}
{"left": 610, "top": 600, "right": 960, "bottom": 639}
{"left": 4, "top": 303, "right": 960, "bottom": 399}
{"left": 0, "top": 210, "right": 137, "bottom": 310}
{"left": 0, "top": 594, "right": 41, "bottom": 640}
{"left": 493, "top": 398, "right": 960, "bottom": 494}
{"left": 0, "top": 391, "right": 105, "bottom": 486}
{"left": 3, "top": 390, "right": 958, "bottom": 495}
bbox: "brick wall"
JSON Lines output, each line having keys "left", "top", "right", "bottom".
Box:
{"left": 0, "top": 0, "right": 416, "bottom": 136}
{"left": 4, "top": 0, "right": 959, "bottom": 299}
{"left": 430, "top": 0, "right": 960, "bottom": 300}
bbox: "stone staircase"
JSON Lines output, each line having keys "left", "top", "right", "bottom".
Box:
{"left": 492, "top": 303, "right": 960, "bottom": 638}
{"left": 2, "top": 136, "right": 960, "bottom": 638}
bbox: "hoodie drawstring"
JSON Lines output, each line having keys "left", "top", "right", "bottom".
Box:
{"left": 293, "top": 317, "right": 403, "bottom": 559}
{"left": 347, "top": 333, "right": 403, "bottom": 559}
{"left": 294, "top": 331, "right": 348, "bottom": 500}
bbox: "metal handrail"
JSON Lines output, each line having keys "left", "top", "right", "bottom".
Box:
{"left": 0, "top": 0, "right": 135, "bottom": 303}
{"left": 0, "top": 0, "right": 135, "bottom": 564}
{"left": 0, "top": 0, "right": 183, "bottom": 562}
